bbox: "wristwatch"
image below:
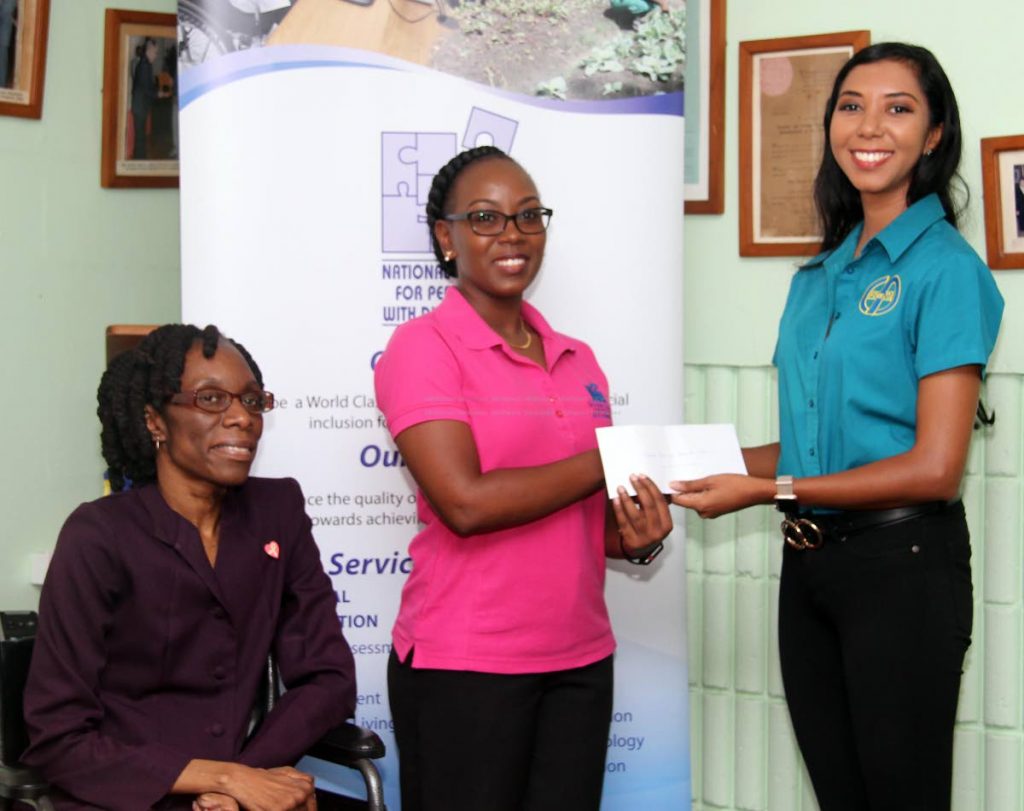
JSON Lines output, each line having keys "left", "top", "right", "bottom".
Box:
{"left": 774, "top": 475, "right": 799, "bottom": 517}
{"left": 620, "top": 535, "right": 664, "bottom": 566}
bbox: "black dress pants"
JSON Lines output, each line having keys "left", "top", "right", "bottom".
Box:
{"left": 779, "top": 502, "right": 972, "bottom": 811}
{"left": 388, "top": 650, "right": 613, "bottom": 811}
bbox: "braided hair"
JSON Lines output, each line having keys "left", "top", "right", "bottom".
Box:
{"left": 97, "top": 324, "right": 263, "bottom": 492}
{"left": 425, "top": 145, "right": 515, "bottom": 278}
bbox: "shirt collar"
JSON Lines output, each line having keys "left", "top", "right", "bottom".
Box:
{"left": 799, "top": 194, "right": 947, "bottom": 270}
{"left": 138, "top": 480, "right": 240, "bottom": 544}
{"left": 434, "top": 286, "right": 575, "bottom": 360}
{"left": 139, "top": 482, "right": 186, "bottom": 544}
{"left": 872, "top": 193, "right": 947, "bottom": 262}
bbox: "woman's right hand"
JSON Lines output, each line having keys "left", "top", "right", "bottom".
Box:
{"left": 669, "top": 474, "right": 774, "bottom": 519}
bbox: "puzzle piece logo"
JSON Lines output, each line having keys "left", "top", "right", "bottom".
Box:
{"left": 462, "top": 108, "right": 518, "bottom": 153}
{"left": 381, "top": 132, "right": 457, "bottom": 253}
{"left": 380, "top": 110, "right": 520, "bottom": 255}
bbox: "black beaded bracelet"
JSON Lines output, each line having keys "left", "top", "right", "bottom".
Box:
{"left": 620, "top": 534, "right": 664, "bottom": 566}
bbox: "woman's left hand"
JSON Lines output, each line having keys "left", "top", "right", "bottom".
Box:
{"left": 669, "top": 474, "right": 772, "bottom": 519}
{"left": 612, "top": 474, "right": 674, "bottom": 554}
{"left": 193, "top": 785, "right": 316, "bottom": 811}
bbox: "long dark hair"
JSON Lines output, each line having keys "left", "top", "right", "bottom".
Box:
{"left": 813, "top": 42, "right": 966, "bottom": 251}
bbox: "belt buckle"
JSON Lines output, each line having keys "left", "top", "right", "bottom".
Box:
{"left": 782, "top": 517, "right": 824, "bottom": 550}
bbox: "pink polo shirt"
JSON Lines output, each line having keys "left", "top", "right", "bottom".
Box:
{"left": 374, "top": 287, "right": 615, "bottom": 674}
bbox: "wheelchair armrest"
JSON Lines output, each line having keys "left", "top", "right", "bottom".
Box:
{"left": 307, "top": 721, "right": 385, "bottom": 765}
{"left": 0, "top": 763, "right": 50, "bottom": 799}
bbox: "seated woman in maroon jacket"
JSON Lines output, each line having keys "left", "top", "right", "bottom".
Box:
{"left": 23, "top": 324, "right": 356, "bottom": 811}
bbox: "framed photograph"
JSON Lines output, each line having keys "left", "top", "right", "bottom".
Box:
{"left": 684, "top": 0, "right": 725, "bottom": 214}
{"left": 738, "top": 30, "right": 870, "bottom": 256}
{"left": 101, "top": 9, "right": 179, "bottom": 189}
{"left": 981, "top": 135, "right": 1024, "bottom": 270}
{"left": 0, "top": 0, "right": 50, "bottom": 119}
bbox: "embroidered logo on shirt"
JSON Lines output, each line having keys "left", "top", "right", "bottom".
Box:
{"left": 858, "top": 275, "right": 901, "bottom": 316}
{"left": 263, "top": 541, "right": 280, "bottom": 559}
{"left": 585, "top": 383, "right": 611, "bottom": 420}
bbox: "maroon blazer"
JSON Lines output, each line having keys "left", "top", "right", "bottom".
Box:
{"left": 23, "top": 477, "right": 356, "bottom": 810}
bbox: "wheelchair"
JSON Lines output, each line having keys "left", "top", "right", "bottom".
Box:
{"left": 0, "top": 616, "right": 386, "bottom": 810}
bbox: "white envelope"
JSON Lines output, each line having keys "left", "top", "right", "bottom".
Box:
{"left": 596, "top": 424, "right": 748, "bottom": 498}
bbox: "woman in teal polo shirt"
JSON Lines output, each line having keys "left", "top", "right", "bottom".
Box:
{"left": 672, "top": 43, "right": 1002, "bottom": 810}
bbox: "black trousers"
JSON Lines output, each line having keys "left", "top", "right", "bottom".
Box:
{"left": 387, "top": 650, "right": 614, "bottom": 811}
{"left": 779, "top": 502, "right": 972, "bottom": 811}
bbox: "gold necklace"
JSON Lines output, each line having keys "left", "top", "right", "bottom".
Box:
{"left": 507, "top": 318, "right": 532, "bottom": 350}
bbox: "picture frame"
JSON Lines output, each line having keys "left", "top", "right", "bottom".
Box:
{"left": 101, "top": 9, "right": 179, "bottom": 189}
{"left": 683, "top": 0, "right": 725, "bottom": 214}
{"left": 0, "top": 0, "right": 51, "bottom": 119}
{"left": 738, "top": 30, "right": 870, "bottom": 256}
{"left": 980, "top": 134, "right": 1024, "bottom": 270}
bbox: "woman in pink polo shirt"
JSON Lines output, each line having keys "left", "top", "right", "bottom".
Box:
{"left": 374, "top": 146, "right": 672, "bottom": 811}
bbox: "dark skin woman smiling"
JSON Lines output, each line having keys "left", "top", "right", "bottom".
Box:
{"left": 375, "top": 147, "right": 673, "bottom": 811}
{"left": 24, "top": 324, "right": 355, "bottom": 811}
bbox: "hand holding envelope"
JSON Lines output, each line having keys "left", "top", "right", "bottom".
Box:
{"left": 610, "top": 472, "right": 675, "bottom": 562}
{"left": 595, "top": 424, "right": 748, "bottom": 498}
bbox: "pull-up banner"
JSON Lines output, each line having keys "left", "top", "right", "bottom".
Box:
{"left": 178, "top": 1, "right": 689, "bottom": 806}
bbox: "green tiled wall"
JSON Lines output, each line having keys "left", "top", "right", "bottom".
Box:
{"left": 684, "top": 365, "right": 1022, "bottom": 810}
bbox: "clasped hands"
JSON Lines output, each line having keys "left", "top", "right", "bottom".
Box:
{"left": 192, "top": 765, "right": 317, "bottom": 811}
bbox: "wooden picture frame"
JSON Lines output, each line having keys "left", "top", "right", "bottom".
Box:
{"left": 738, "top": 30, "right": 870, "bottom": 256}
{"left": 683, "top": 0, "right": 725, "bottom": 214}
{"left": 101, "top": 9, "right": 179, "bottom": 189}
{"left": 981, "top": 134, "right": 1024, "bottom": 270}
{"left": 0, "top": 0, "right": 50, "bottom": 119}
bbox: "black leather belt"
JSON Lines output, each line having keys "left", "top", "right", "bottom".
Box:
{"left": 782, "top": 501, "right": 952, "bottom": 551}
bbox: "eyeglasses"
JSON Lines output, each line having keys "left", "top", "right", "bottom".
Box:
{"left": 168, "top": 388, "right": 276, "bottom": 414}
{"left": 444, "top": 207, "right": 553, "bottom": 236}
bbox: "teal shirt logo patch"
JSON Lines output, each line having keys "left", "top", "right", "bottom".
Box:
{"left": 858, "top": 275, "right": 901, "bottom": 316}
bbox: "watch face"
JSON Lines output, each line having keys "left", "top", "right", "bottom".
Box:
{"left": 776, "top": 476, "right": 794, "bottom": 498}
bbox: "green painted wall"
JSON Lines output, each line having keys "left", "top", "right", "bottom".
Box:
{"left": 4, "top": 1, "right": 1020, "bottom": 604}
{"left": 685, "top": 0, "right": 1024, "bottom": 373}
{"left": 1, "top": 1, "right": 1022, "bottom": 806}
{"left": 0, "top": 0, "right": 179, "bottom": 610}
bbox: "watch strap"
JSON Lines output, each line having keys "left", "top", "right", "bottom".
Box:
{"left": 775, "top": 475, "right": 799, "bottom": 516}
{"left": 620, "top": 536, "right": 664, "bottom": 566}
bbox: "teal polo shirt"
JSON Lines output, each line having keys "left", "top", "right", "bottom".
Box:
{"left": 773, "top": 194, "right": 1003, "bottom": 481}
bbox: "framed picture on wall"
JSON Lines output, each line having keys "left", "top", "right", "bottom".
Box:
{"left": 981, "top": 134, "right": 1024, "bottom": 270}
{"left": 0, "top": 0, "right": 50, "bottom": 119}
{"left": 101, "top": 9, "right": 179, "bottom": 189}
{"left": 738, "top": 30, "right": 870, "bottom": 256}
{"left": 683, "top": 0, "right": 725, "bottom": 214}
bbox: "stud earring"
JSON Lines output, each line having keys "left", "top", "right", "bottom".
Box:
{"left": 444, "top": 252, "right": 455, "bottom": 261}
{"left": 924, "top": 149, "right": 934, "bottom": 157}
